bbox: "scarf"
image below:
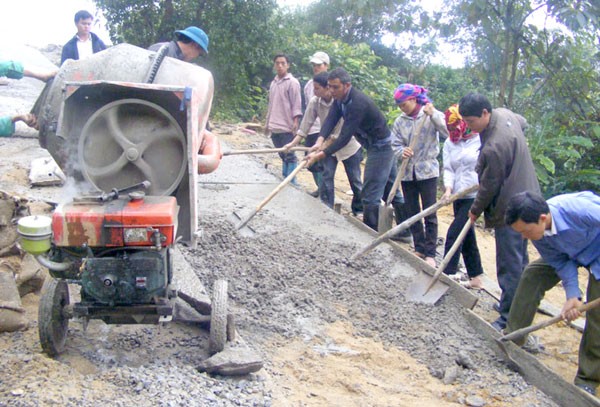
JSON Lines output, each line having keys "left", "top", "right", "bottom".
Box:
{"left": 445, "top": 104, "right": 474, "bottom": 143}
{"left": 393, "top": 84, "right": 431, "bottom": 106}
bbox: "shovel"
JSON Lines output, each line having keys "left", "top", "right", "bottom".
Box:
{"left": 352, "top": 184, "right": 478, "bottom": 261}
{"left": 223, "top": 146, "right": 310, "bottom": 156}
{"left": 495, "top": 296, "right": 600, "bottom": 370}
{"left": 235, "top": 160, "right": 308, "bottom": 231}
{"left": 378, "top": 116, "right": 428, "bottom": 233}
{"left": 405, "top": 218, "right": 474, "bottom": 304}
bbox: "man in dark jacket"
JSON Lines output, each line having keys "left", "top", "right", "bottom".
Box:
{"left": 61, "top": 10, "right": 107, "bottom": 65}
{"left": 459, "top": 93, "right": 541, "bottom": 331}
{"left": 305, "top": 67, "right": 406, "bottom": 232}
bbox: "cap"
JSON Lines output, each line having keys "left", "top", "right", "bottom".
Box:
{"left": 175, "top": 26, "right": 209, "bottom": 54}
{"left": 309, "top": 51, "right": 330, "bottom": 65}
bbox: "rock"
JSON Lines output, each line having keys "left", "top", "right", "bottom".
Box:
{"left": 197, "top": 344, "right": 263, "bottom": 376}
{"left": 442, "top": 365, "right": 460, "bottom": 385}
{"left": 456, "top": 350, "right": 475, "bottom": 370}
{"left": 465, "top": 395, "right": 486, "bottom": 407}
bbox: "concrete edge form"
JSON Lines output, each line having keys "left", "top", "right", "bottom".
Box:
{"left": 344, "top": 214, "right": 478, "bottom": 310}
{"left": 463, "top": 309, "right": 600, "bottom": 407}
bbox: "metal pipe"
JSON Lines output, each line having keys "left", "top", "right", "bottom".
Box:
{"left": 197, "top": 130, "right": 222, "bottom": 174}
{"left": 35, "top": 255, "right": 72, "bottom": 272}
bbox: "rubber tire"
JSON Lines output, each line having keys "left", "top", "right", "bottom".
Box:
{"left": 38, "top": 279, "right": 70, "bottom": 357}
{"left": 209, "top": 279, "right": 228, "bottom": 355}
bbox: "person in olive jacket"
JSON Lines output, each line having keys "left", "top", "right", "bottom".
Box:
{"left": 459, "top": 93, "right": 541, "bottom": 331}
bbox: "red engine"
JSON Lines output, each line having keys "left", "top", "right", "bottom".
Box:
{"left": 52, "top": 194, "right": 178, "bottom": 248}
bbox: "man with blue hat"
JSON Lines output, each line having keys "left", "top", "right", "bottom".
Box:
{"left": 149, "top": 26, "right": 209, "bottom": 62}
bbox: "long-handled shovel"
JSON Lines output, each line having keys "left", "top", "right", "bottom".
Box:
{"left": 377, "top": 116, "right": 428, "bottom": 233}
{"left": 223, "top": 146, "right": 310, "bottom": 156}
{"left": 352, "top": 184, "right": 478, "bottom": 261}
{"left": 235, "top": 161, "right": 308, "bottom": 231}
{"left": 495, "top": 296, "right": 600, "bottom": 370}
{"left": 405, "top": 218, "right": 474, "bottom": 304}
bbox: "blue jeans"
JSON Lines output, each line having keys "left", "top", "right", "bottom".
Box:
{"left": 362, "top": 144, "right": 403, "bottom": 229}
{"left": 321, "top": 148, "right": 363, "bottom": 214}
{"left": 494, "top": 225, "right": 529, "bottom": 328}
{"left": 270, "top": 132, "right": 297, "bottom": 163}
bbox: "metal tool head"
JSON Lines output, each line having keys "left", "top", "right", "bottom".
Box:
{"left": 405, "top": 271, "right": 450, "bottom": 304}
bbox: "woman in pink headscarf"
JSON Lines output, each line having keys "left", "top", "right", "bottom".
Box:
{"left": 391, "top": 84, "right": 449, "bottom": 267}
{"left": 442, "top": 104, "right": 483, "bottom": 288}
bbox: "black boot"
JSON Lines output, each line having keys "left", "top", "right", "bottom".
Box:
{"left": 363, "top": 204, "right": 379, "bottom": 231}
{"left": 390, "top": 203, "right": 413, "bottom": 243}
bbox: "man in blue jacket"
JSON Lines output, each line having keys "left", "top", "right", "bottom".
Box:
{"left": 61, "top": 10, "right": 107, "bottom": 65}
{"left": 505, "top": 190, "right": 600, "bottom": 396}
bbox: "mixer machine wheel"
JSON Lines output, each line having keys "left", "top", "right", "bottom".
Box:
{"left": 78, "top": 98, "right": 186, "bottom": 196}
{"left": 209, "top": 279, "right": 228, "bottom": 355}
{"left": 38, "top": 279, "right": 70, "bottom": 356}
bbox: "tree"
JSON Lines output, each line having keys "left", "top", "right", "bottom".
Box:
{"left": 93, "top": 0, "right": 278, "bottom": 119}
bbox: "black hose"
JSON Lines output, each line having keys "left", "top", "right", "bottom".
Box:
{"left": 145, "top": 44, "right": 169, "bottom": 84}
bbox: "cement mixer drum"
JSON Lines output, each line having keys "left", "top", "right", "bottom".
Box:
{"left": 78, "top": 98, "right": 186, "bottom": 196}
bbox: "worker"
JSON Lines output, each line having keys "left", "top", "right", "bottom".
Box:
{"left": 61, "top": 10, "right": 107, "bottom": 65}
{"left": 441, "top": 105, "right": 483, "bottom": 288}
{"left": 391, "top": 84, "right": 448, "bottom": 266}
{"left": 504, "top": 190, "right": 600, "bottom": 396}
{"left": 305, "top": 67, "right": 404, "bottom": 232}
{"left": 149, "top": 26, "right": 209, "bottom": 62}
{"left": 265, "top": 53, "right": 302, "bottom": 185}
{"left": 301, "top": 51, "right": 330, "bottom": 196}
{"left": 1, "top": 60, "right": 56, "bottom": 82}
{"left": 459, "top": 93, "right": 541, "bottom": 332}
{"left": 283, "top": 71, "right": 363, "bottom": 214}
{"left": 0, "top": 113, "right": 37, "bottom": 137}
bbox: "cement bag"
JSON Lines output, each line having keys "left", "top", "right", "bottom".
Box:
{"left": 0, "top": 270, "right": 27, "bottom": 332}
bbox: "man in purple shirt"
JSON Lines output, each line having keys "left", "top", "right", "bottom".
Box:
{"left": 505, "top": 190, "right": 600, "bottom": 396}
{"left": 265, "top": 54, "right": 302, "bottom": 184}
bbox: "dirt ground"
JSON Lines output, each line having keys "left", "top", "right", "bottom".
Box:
{"left": 0, "top": 44, "right": 589, "bottom": 407}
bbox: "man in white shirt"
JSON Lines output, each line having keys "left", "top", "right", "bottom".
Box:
{"left": 61, "top": 10, "right": 107, "bottom": 65}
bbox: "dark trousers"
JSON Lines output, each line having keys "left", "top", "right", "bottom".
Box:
{"left": 401, "top": 177, "right": 438, "bottom": 258}
{"left": 321, "top": 149, "right": 363, "bottom": 215}
{"left": 362, "top": 144, "right": 403, "bottom": 230}
{"left": 494, "top": 225, "right": 529, "bottom": 327}
{"left": 506, "top": 259, "right": 600, "bottom": 389}
{"left": 305, "top": 133, "right": 323, "bottom": 173}
{"left": 444, "top": 198, "right": 483, "bottom": 278}
{"left": 271, "top": 132, "right": 297, "bottom": 163}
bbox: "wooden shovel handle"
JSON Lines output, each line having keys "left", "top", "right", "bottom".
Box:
{"left": 499, "top": 296, "right": 600, "bottom": 342}
{"left": 236, "top": 161, "right": 308, "bottom": 230}
{"left": 224, "top": 146, "right": 310, "bottom": 156}
{"left": 350, "top": 184, "right": 479, "bottom": 261}
{"left": 423, "top": 219, "right": 474, "bottom": 295}
{"left": 385, "top": 116, "right": 429, "bottom": 206}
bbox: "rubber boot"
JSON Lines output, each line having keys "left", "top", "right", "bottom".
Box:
{"left": 391, "top": 203, "right": 413, "bottom": 243}
{"left": 363, "top": 204, "right": 380, "bottom": 231}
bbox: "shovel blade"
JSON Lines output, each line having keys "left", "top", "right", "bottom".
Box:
{"left": 377, "top": 204, "right": 394, "bottom": 233}
{"left": 228, "top": 211, "right": 256, "bottom": 237}
{"left": 405, "top": 271, "right": 450, "bottom": 304}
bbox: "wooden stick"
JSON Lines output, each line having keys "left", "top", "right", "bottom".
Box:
{"left": 498, "top": 296, "right": 600, "bottom": 343}
{"left": 223, "top": 147, "right": 310, "bottom": 156}
{"left": 351, "top": 184, "right": 479, "bottom": 261}
{"left": 422, "top": 219, "right": 474, "bottom": 296}
{"left": 385, "top": 116, "right": 429, "bottom": 206}
{"left": 235, "top": 161, "right": 308, "bottom": 230}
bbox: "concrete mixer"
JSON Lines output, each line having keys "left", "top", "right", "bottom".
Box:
{"left": 24, "top": 44, "right": 229, "bottom": 357}
{"left": 33, "top": 43, "right": 222, "bottom": 246}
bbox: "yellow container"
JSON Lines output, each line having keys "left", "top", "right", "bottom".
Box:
{"left": 17, "top": 215, "right": 52, "bottom": 255}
